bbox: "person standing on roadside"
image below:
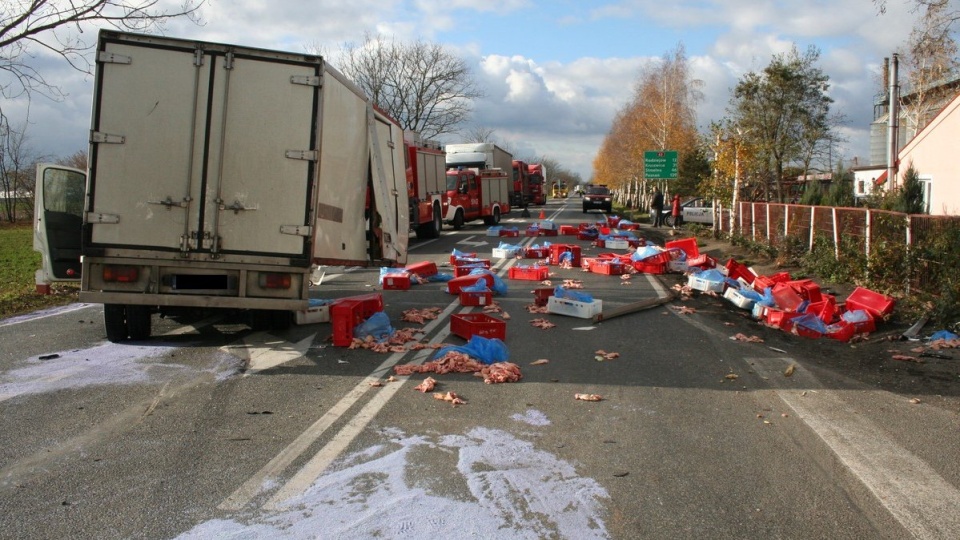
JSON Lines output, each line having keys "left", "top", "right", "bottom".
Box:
{"left": 651, "top": 189, "right": 664, "bottom": 227}
{"left": 671, "top": 194, "right": 683, "bottom": 229}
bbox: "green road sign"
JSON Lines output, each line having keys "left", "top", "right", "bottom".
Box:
{"left": 644, "top": 150, "right": 678, "bottom": 180}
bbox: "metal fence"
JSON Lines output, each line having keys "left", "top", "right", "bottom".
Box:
{"left": 715, "top": 202, "right": 960, "bottom": 296}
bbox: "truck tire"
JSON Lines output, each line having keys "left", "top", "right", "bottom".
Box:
{"left": 416, "top": 204, "right": 442, "bottom": 239}
{"left": 452, "top": 209, "right": 465, "bottom": 230}
{"left": 482, "top": 207, "right": 501, "bottom": 226}
{"left": 103, "top": 304, "right": 129, "bottom": 343}
{"left": 126, "top": 305, "right": 152, "bottom": 340}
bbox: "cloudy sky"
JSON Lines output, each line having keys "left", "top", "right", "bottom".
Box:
{"left": 6, "top": 0, "right": 923, "bottom": 180}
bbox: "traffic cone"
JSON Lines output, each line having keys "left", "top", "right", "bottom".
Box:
{"left": 539, "top": 209, "right": 546, "bottom": 220}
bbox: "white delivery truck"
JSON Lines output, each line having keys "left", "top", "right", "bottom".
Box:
{"left": 34, "top": 30, "right": 409, "bottom": 342}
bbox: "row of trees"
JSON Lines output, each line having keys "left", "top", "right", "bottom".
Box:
{"left": 595, "top": 0, "right": 957, "bottom": 220}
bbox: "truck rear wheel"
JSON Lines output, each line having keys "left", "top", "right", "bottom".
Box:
{"left": 452, "top": 209, "right": 465, "bottom": 230}
{"left": 126, "top": 305, "right": 153, "bottom": 340}
{"left": 103, "top": 304, "right": 128, "bottom": 342}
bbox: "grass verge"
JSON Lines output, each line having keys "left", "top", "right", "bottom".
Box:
{"left": 0, "top": 223, "right": 79, "bottom": 320}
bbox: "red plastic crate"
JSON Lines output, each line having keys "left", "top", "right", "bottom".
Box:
{"left": 686, "top": 254, "right": 716, "bottom": 269}
{"left": 590, "top": 260, "right": 627, "bottom": 275}
{"left": 450, "top": 313, "right": 506, "bottom": 341}
{"left": 331, "top": 299, "right": 366, "bottom": 347}
{"left": 559, "top": 225, "right": 579, "bottom": 235}
{"left": 841, "top": 309, "right": 877, "bottom": 333}
{"left": 453, "top": 257, "right": 491, "bottom": 268}
{"left": 459, "top": 290, "right": 493, "bottom": 307}
{"left": 539, "top": 229, "right": 558, "bottom": 237}
{"left": 450, "top": 252, "right": 476, "bottom": 264}
{"left": 619, "top": 223, "right": 639, "bottom": 231}
{"left": 533, "top": 287, "right": 554, "bottom": 306}
{"left": 525, "top": 246, "right": 550, "bottom": 258}
{"left": 805, "top": 296, "right": 838, "bottom": 324}
{"left": 844, "top": 287, "right": 895, "bottom": 319}
{"left": 525, "top": 227, "right": 540, "bottom": 237}
{"left": 826, "top": 321, "right": 856, "bottom": 342}
{"left": 499, "top": 228, "right": 520, "bottom": 237}
{"left": 577, "top": 230, "right": 599, "bottom": 241}
{"left": 771, "top": 282, "right": 804, "bottom": 312}
{"left": 725, "top": 259, "right": 757, "bottom": 285}
{"left": 607, "top": 216, "right": 621, "bottom": 228}
{"left": 792, "top": 323, "right": 823, "bottom": 339}
{"left": 405, "top": 260, "right": 438, "bottom": 278}
{"left": 665, "top": 237, "right": 699, "bottom": 259}
{"left": 549, "top": 244, "right": 582, "bottom": 266}
{"left": 509, "top": 265, "right": 549, "bottom": 281}
{"left": 633, "top": 261, "right": 667, "bottom": 274}
{"left": 447, "top": 273, "right": 495, "bottom": 294}
{"left": 332, "top": 293, "right": 383, "bottom": 319}
{"left": 765, "top": 308, "right": 801, "bottom": 330}
{"left": 454, "top": 264, "right": 491, "bottom": 277}
{"left": 382, "top": 272, "right": 412, "bottom": 290}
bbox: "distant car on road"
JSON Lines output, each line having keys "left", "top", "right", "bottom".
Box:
{"left": 663, "top": 197, "right": 714, "bottom": 226}
{"left": 582, "top": 185, "right": 612, "bottom": 213}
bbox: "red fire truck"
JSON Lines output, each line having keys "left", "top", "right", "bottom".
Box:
{"left": 405, "top": 132, "right": 447, "bottom": 239}
{"left": 443, "top": 168, "right": 512, "bottom": 228}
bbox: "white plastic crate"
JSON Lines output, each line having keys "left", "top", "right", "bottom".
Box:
{"left": 486, "top": 226, "right": 503, "bottom": 237}
{"left": 547, "top": 296, "right": 603, "bottom": 319}
{"left": 538, "top": 220, "right": 559, "bottom": 231}
{"left": 751, "top": 302, "right": 768, "bottom": 320}
{"left": 492, "top": 246, "right": 522, "bottom": 259}
{"left": 604, "top": 239, "right": 630, "bottom": 249}
{"left": 295, "top": 303, "right": 331, "bottom": 325}
{"left": 668, "top": 260, "right": 689, "bottom": 273}
{"left": 723, "top": 287, "right": 755, "bottom": 310}
{"left": 687, "top": 273, "right": 724, "bottom": 293}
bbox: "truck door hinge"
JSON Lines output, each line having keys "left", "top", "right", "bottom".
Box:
{"left": 193, "top": 48, "right": 205, "bottom": 67}
{"left": 285, "top": 150, "right": 318, "bottom": 161}
{"left": 291, "top": 75, "right": 321, "bottom": 87}
{"left": 97, "top": 51, "right": 132, "bottom": 65}
{"left": 90, "top": 131, "right": 125, "bottom": 144}
{"left": 223, "top": 51, "right": 235, "bottom": 70}
{"left": 86, "top": 212, "right": 119, "bottom": 224}
{"left": 280, "top": 225, "right": 312, "bottom": 237}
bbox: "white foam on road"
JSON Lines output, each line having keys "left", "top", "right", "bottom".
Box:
{"left": 180, "top": 427, "right": 610, "bottom": 539}
{"left": 0, "top": 342, "right": 240, "bottom": 403}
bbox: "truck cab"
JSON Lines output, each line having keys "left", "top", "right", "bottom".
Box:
{"left": 443, "top": 168, "right": 510, "bottom": 229}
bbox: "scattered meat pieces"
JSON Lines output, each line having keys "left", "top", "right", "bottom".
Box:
{"left": 541, "top": 280, "right": 553, "bottom": 286}
{"left": 525, "top": 304, "right": 550, "bottom": 314}
{"left": 481, "top": 362, "right": 523, "bottom": 384}
{"left": 394, "top": 351, "right": 486, "bottom": 376}
{"left": 433, "top": 391, "right": 466, "bottom": 406}
{"left": 530, "top": 359, "right": 550, "bottom": 365}
{"left": 414, "top": 377, "right": 437, "bottom": 393}
{"left": 594, "top": 350, "right": 620, "bottom": 361}
{"left": 562, "top": 279, "right": 583, "bottom": 289}
{"left": 369, "top": 381, "right": 384, "bottom": 387}
{"left": 574, "top": 393, "right": 603, "bottom": 401}
{"left": 730, "top": 333, "right": 764, "bottom": 343}
{"left": 672, "top": 305, "right": 697, "bottom": 315}
{"left": 401, "top": 307, "right": 443, "bottom": 324}
{"left": 530, "top": 318, "right": 556, "bottom": 329}
{"left": 892, "top": 354, "right": 924, "bottom": 363}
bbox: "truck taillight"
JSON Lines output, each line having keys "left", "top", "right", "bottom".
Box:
{"left": 103, "top": 265, "right": 139, "bottom": 283}
{"left": 260, "top": 273, "right": 292, "bottom": 289}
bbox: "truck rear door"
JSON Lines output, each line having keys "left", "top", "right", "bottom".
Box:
{"left": 88, "top": 32, "right": 317, "bottom": 261}
{"left": 33, "top": 164, "right": 85, "bottom": 283}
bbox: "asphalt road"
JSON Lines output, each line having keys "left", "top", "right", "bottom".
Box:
{"left": 1, "top": 199, "right": 958, "bottom": 539}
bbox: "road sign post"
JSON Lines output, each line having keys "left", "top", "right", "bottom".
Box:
{"left": 644, "top": 150, "right": 678, "bottom": 180}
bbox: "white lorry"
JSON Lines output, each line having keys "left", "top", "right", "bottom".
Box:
{"left": 34, "top": 30, "right": 409, "bottom": 342}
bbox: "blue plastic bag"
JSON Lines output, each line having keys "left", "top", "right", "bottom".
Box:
{"left": 559, "top": 251, "right": 573, "bottom": 264}
{"left": 928, "top": 330, "right": 959, "bottom": 341}
{"left": 793, "top": 313, "right": 827, "bottom": 334}
{"left": 554, "top": 285, "right": 594, "bottom": 303}
{"left": 427, "top": 273, "right": 454, "bottom": 282}
{"left": 841, "top": 309, "right": 872, "bottom": 323}
{"left": 633, "top": 246, "right": 661, "bottom": 261}
{"left": 468, "top": 268, "right": 508, "bottom": 295}
{"left": 759, "top": 287, "right": 776, "bottom": 307}
{"left": 451, "top": 248, "right": 474, "bottom": 259}
{"left": 434, "top": 335, "right": 509, "bottom": 364}
{"left": 462, "top": 279, "right": 491, "bottom": 293}
{"left": 353, "top": 311, "right": 395, "bottom": 342}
